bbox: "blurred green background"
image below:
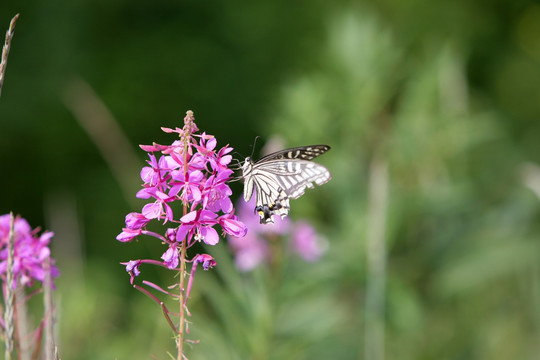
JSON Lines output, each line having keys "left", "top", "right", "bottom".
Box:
{"left": 2, "top": 0, "right": 540, "bottom": 359}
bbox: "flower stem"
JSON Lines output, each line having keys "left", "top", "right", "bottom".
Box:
{"left": 178, "top": 234, "right": 187, "bottom": 359}
{"left": 4, "top": 213, "right": 15, "bottom": 360}
{"left": 177, "top": 110, "right": 194, "bottom": 359}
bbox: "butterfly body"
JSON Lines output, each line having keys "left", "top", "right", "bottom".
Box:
{"left": 242, "top": 145, "right": 331, "bottom": 224}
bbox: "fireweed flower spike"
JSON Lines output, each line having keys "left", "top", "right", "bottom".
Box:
{"left": 116, "top": 111, "right": 247, "bottom": 356}
{"left": 0, "top": 214, "right": 59, "bottom": 359}
{"left": 0, "top": 214, "right": 59, "bottom": 288}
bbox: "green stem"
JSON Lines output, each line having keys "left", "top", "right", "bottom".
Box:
{"left": 4, "top": 213, "right": 15, "bottom": 360}
{"left": 177, "top": 111, "right": 193, "bottom": 359}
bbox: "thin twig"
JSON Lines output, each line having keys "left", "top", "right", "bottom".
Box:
{"left": 0, "top": 14, "right": 20, "bottom": 98}
{"left": 4, "top": 213, "right": 16, "bottom": 360}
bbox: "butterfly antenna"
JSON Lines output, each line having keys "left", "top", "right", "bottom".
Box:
{"left": 249, "top": 136, "right": 261, "bottom": 159}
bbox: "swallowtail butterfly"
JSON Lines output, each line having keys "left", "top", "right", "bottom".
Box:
{"left": 242, "top": 145, "right": 332, "bottom": 224}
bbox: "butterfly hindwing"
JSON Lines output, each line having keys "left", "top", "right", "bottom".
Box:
{"left": 242, "top": 144, "right": 331, "bottom": 224}
{"left": 254, "top": 159, "right": 331, "bottom": 199}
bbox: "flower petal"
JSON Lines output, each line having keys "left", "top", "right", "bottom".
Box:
{"left": 180, "top": 210, "right": 198, "bottom": 223}
{"left": 142, "top": 202, "right": 162, "bottom": 219}
{"left": 201, "top": 226, "right": 219, "bottom": 245}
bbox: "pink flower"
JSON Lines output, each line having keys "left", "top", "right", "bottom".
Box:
{"left": 162, "top": 246, "right": 179, "bottom": 269}
{"left": 228, "top": 193, "right": 326, "bottom": 271}
{"left": 171, "top": 170, "right": 204, "bottom": 202}
{"left": 0, "top": 214, "right": 59, "bottom": 288}
{"left": 177, "top": 210, "right": 220, "bottom": 246}
{"left": 228, "top": 234, "right": 269, "bottom": 271}
{"left": 219, "top": 213, "right": 248, "bottom": 238}
{"left": 116, "top": 228, "right": 142, "bottom": 242}
{"left": 140, "top": 188, "right": 176, "bottom": 222}
{"left": 122, "top": 260, "right": 142, "bottom": 284}
{"left": 124, "top": 212, "right": 151, "bottom": 230}
{"left": 291, "top": 221, "right": 326, "bottom": 262}
{"left": 124, "top": 260, "right": 141, "bottom": 276}
{"left": 185, "top": 253, "right": 217, "bottom": 303}
{"left": 193, "top": 253, "right": 216, "bottom": 270}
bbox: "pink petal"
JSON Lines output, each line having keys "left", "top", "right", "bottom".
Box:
{"left": 180, "top": 210, "right": 198, "bottom": 223}
{"left": 220, "top": 155, "right": 232, "bottom": 165}
{"left": 190, "top": 186, "right": 202, "bottom": 201}
{"left": 116, "top": 229, "right": 141, "bottom": 242}
{"left": 140, "top": 167, "right": 155, "bottom": 183}
{"left": 176, "top": 224, "right": 191, "bottom": 242}
{"left": 200, "top": 210, "right": 218, "bottom": 221}
{"left": 220, "top": 197, "right": 233, "bottom": 213}
{"left": 201, "top": 227, "right": 219, "bottom": 245}
{"left": 206, "top": 138, "right": 217, "bottom": 150}
{"left": 142, "top": 202, "right": 162, "bottom": 219}
{"left": 189, "top": 170, "right": 204, "bottom": 182}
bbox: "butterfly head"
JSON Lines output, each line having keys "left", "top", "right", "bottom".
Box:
{"left": 242, "top": 157, "right": 254, "bottom": 176}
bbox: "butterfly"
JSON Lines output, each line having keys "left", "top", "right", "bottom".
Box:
{"left": 242, "top": 145, "right": 332, "bottom": 224}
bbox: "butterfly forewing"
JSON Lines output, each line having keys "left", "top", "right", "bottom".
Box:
{"left": 242, "top": 144, "right": 331, "bottom": 224}
{"left": 255, "top": 145, "right": 330, "bottom": 163}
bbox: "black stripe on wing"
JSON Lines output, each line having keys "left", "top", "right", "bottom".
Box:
{"left": 255, "top": 145, "right": 330, "bottom": 163}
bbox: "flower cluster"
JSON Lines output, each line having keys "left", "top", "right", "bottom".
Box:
{"left": 117, "top": 110, "right": 247, "bottom": 282}
{"left": 0, "top": 214, "right": 59, "bottom": 288}
{"left": 228, "top": 195, "right": 327, "bottom": 271}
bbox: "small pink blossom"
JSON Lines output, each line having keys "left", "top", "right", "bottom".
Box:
{"left": 124, "top": 212, "right": 151, "bottom": 230}
{"left": 162, "top": 246, "right": 179, "bottom": 269}
{"left": 193, "top": 253, "right": 216, "bottom": 270}
{"left": 184, "top": 253, "right": 216, "bottom": 305}
{"left": 220, "top": 214, "right": 248, "bottom": 238}
{"left": 0, "top": 214, "right": 59, "bottom": 288}
{"left": 116, "top": 228, "right": 142, "bottom": 242}
{"left": 228, "top": 194, "right": 326, "bottom": 271}
{"left": 291, "top": 221, "right": 326, "bottom": 262}
{"left": 177, "top": 210, "right": 220, "bottom": 246}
